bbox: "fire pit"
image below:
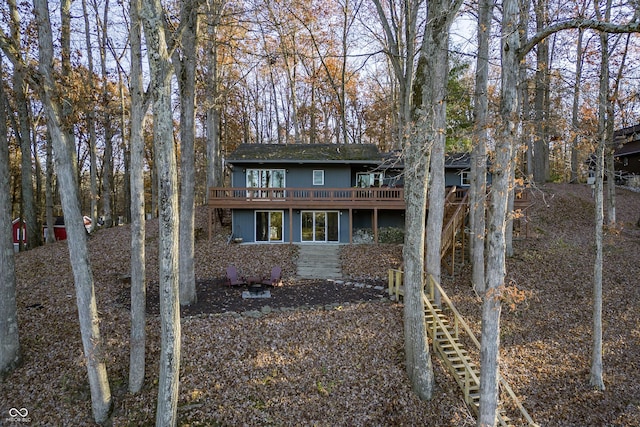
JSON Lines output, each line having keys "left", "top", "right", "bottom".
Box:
{"left": 242, "top": 283, "right": 271, "bottom": 299}
{"left": 248, "top": 284, "right": 264, "bottom": 294}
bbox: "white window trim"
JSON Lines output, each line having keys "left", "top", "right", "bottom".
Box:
{"left": 313, "top": 170, "right": 325, "bottom": 186}
{"left": 356, "top": 172, "right": 384, "bottom": 187}
{"left": 461, "top": 171, "right": 471, "bottom": 186}
{"left": 246, "top": 169, "right": 286, "bottom": 188}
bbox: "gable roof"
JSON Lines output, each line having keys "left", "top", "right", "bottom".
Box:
{"left": 227, "top": 143, "right": 383, "bottom": 164}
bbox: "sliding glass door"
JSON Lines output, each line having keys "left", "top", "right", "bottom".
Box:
{"left": 256, "top": 211, "right": 283, "bottom": 242}
{"left": 301, "top": 211, "right": 339, "bottom": 242}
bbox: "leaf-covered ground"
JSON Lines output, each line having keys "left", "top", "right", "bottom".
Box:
{"left": 1, "top": 183, "right": 639, "bottom": 426}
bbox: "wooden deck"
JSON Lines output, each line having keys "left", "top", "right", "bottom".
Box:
{"left": 207, "top": 187, "right": 406, "bottom": 209}
{"left": 207, "top": 185, "right": 533, "bottom": 245}
{"left": 207, "top": 186, "right": 406, "bottom": 243}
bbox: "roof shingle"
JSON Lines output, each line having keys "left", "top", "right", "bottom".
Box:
{"left": 227, "top": 143, "right": 382, "bottom": 163}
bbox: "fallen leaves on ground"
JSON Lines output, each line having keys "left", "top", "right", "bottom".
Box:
{"left": 1, "top": 183, "right": 639, "bottom": 426}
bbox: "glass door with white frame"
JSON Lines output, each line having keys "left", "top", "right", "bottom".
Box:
{"left": 301, "top": 211, "right": 339, "bottom": 242}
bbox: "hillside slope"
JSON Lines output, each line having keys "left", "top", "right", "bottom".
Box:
{"left": 1, "top": 183, "right": 638, "bottom": 426}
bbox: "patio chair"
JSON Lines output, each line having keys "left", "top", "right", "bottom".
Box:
{"left": 225, "top": 265, "right": 246, "bottom": 287}
{"left": 261, "top": 266, "right": 283, "bottom": 287}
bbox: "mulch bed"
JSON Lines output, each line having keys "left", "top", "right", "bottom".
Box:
{"left": 139, "top": 278, "right": 390, "bottom": 316}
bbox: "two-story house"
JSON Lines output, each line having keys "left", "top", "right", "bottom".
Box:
{"left": 207, "top": 144, "right": 480, "bottom": 244}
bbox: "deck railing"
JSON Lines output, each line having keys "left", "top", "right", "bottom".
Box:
{"left": 208, "top": 186, "right": 405, "bottom": 206}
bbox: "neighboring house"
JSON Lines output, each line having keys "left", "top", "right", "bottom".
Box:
{"left": 207, "top": 144, "right": 483, "bottom": 244}
{"left": 613, "top": 124, "right": 640, "bottom": 183}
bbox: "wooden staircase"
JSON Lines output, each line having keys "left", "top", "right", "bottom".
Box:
{"left": 388, "top": 270, "right": 538, "bottom": 427}
{"left": 441, "top": 186, "right": 469, "bottom": 276}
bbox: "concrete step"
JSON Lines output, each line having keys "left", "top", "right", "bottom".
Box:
{"left": 296, "top": 244, "right": 342, "bottom": 279}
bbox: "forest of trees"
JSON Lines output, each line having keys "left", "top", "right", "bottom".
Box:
{"left": 2, "top": 0, "right": 640, "bottom": 424}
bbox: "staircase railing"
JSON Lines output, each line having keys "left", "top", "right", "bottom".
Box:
{"left": 425, "top": 274, "right": 538, "bottom": 426}
{"left": 441, "top": 190, "right": 469, "bottom": 274}
{"left": 388, "top": 269, "right": 538, "bottom": 427}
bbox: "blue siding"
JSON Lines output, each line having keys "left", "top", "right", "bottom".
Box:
{"left": 229, "top": 162, "right": 406, "bottom": 243}
{"left": 445, "top": 169, "right": 468, "bottom": 187}
{"left": 444, "top": 169, "right": 492, "bottom": 187}
{"left": 232, "top": 164, "right": 352, "bottom": 188}
{"left": 232, "top": 209, "right": 291, "bottom": 243}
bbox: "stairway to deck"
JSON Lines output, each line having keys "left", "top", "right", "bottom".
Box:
{"left": 388, "top": 270, "right": 538, "bottom": 427}
{"left": 296, "top": 244, "right": 342, "bottom": 280}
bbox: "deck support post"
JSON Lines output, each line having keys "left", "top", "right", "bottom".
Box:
{"left": 289, "top": 208, "right": 293, "bottom": 243}
{"left": 373, "top": 208, "right": 379, "bottom": 243}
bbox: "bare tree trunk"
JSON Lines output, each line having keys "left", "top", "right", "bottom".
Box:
{"left": 34, "top": 0, "right": 112, "bottom": 421}
{"left": 478, "top": 0, "right": 519, "bottom": 422}
{"left": 590, "top": 28, "right": 609, "bottom": 392}
{"left": 97, "top": 0, "right": 114, "bottom": 227}
{"left": 205, "top": 0, "right": 226, "bottom": 198}
{"left": 532, "top": 0, "right": 549, "bottom": 184}
{"left": 128, "top": 0, "right": 147, "bottom": 394}
{"left": 118, "top": 67, "right": 131, "bottom": 224}
{"left": 0, "top": 59, "right": 20, "bottom": 378}
{"left": 176, "top": 0, "right": 199, "bottom": 306}
{"left": 506, "top": 165, "right": 516, "bottom": 257}
{"left": 401, "top": 0, "right": 463, "bottom": 400}
{"left": 402, "top": 129, "right": 434, "bottom": 399}
{"left": 591, "top": 122, "right": 605, "bottom": 391}
{"left": 371, "top": 0, "right": 421, "bottom": 150}
{"left": 570, "top": 29, "right": 585, "bottom": 183}
{"left": 470, "top": 0, "right": 493, "bottom": 293}
{"left": 140, "top": 0, "right": 182, "bottom": 424}
{"left": 339, "top": 0, "right": 350, "bottom": 144}
{"left": 423, "top": 19, "right": 450, "bottom": 305}
{"left": 82, "top": 0, "right": 99, "bottom": 232}
{"left": 9, "top": 0, "right": 39, "bottom": 250}
{"left": 45, "top": 132, "right": 56, "bottom": 243}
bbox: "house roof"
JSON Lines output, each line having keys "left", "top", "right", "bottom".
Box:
{"left": 611, "top": 125, "right": 640, "bottom": 157}
{"left": 615, "top": 140, "right": 640, "bottom": 157}
{"left": 227, "top": 143, "right": 383, "bottom": 164}
{"left": 228, "top": 144, "right": 480, "bottom": 170}
{"left": 380, "top": 150, "right": 476, "bottom": 169}
{"left": 613, "top": 124, "right": 640, "bottom": 138}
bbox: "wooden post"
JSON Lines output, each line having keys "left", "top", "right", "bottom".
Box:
{"left": 289, "top": 207, "right": 293, "bottom": 243}
{"left": 373, "top": 208, "right": 379, "bottom": 243}
{"left": 349, "top": 208, "right": 353, "bottom": 243}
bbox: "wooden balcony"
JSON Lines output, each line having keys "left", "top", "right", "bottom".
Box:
{"left": 207, "top": 187, "right": 406, "bottom": 210}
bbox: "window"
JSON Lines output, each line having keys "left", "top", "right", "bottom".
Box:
{"left": 356, "top": 172, "right": 384, "bottom": 187}
{"left": 313, "top": 170, "right": 324, "bottom": 186}
{"left": 246, "top": 169, "right": 285, "bottom": 198}
{"left": 256, "top": 211, "right": 283, "bottom": 242}
{"left": 461, "top": 171, "right": 471, "bottom": 186}
{"left": 301, "top": 211, "right": 339, "bottom": 242}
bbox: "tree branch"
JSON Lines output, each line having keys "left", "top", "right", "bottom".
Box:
{"left": 519, "top": 19, "right": 640, "bottom": 58}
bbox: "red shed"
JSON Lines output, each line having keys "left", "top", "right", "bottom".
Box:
{"left": 12, "top": 218, "right": 26, "bottom": 252}
{"left": 43, "top": 217, "right": 67, "bottom": 241}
